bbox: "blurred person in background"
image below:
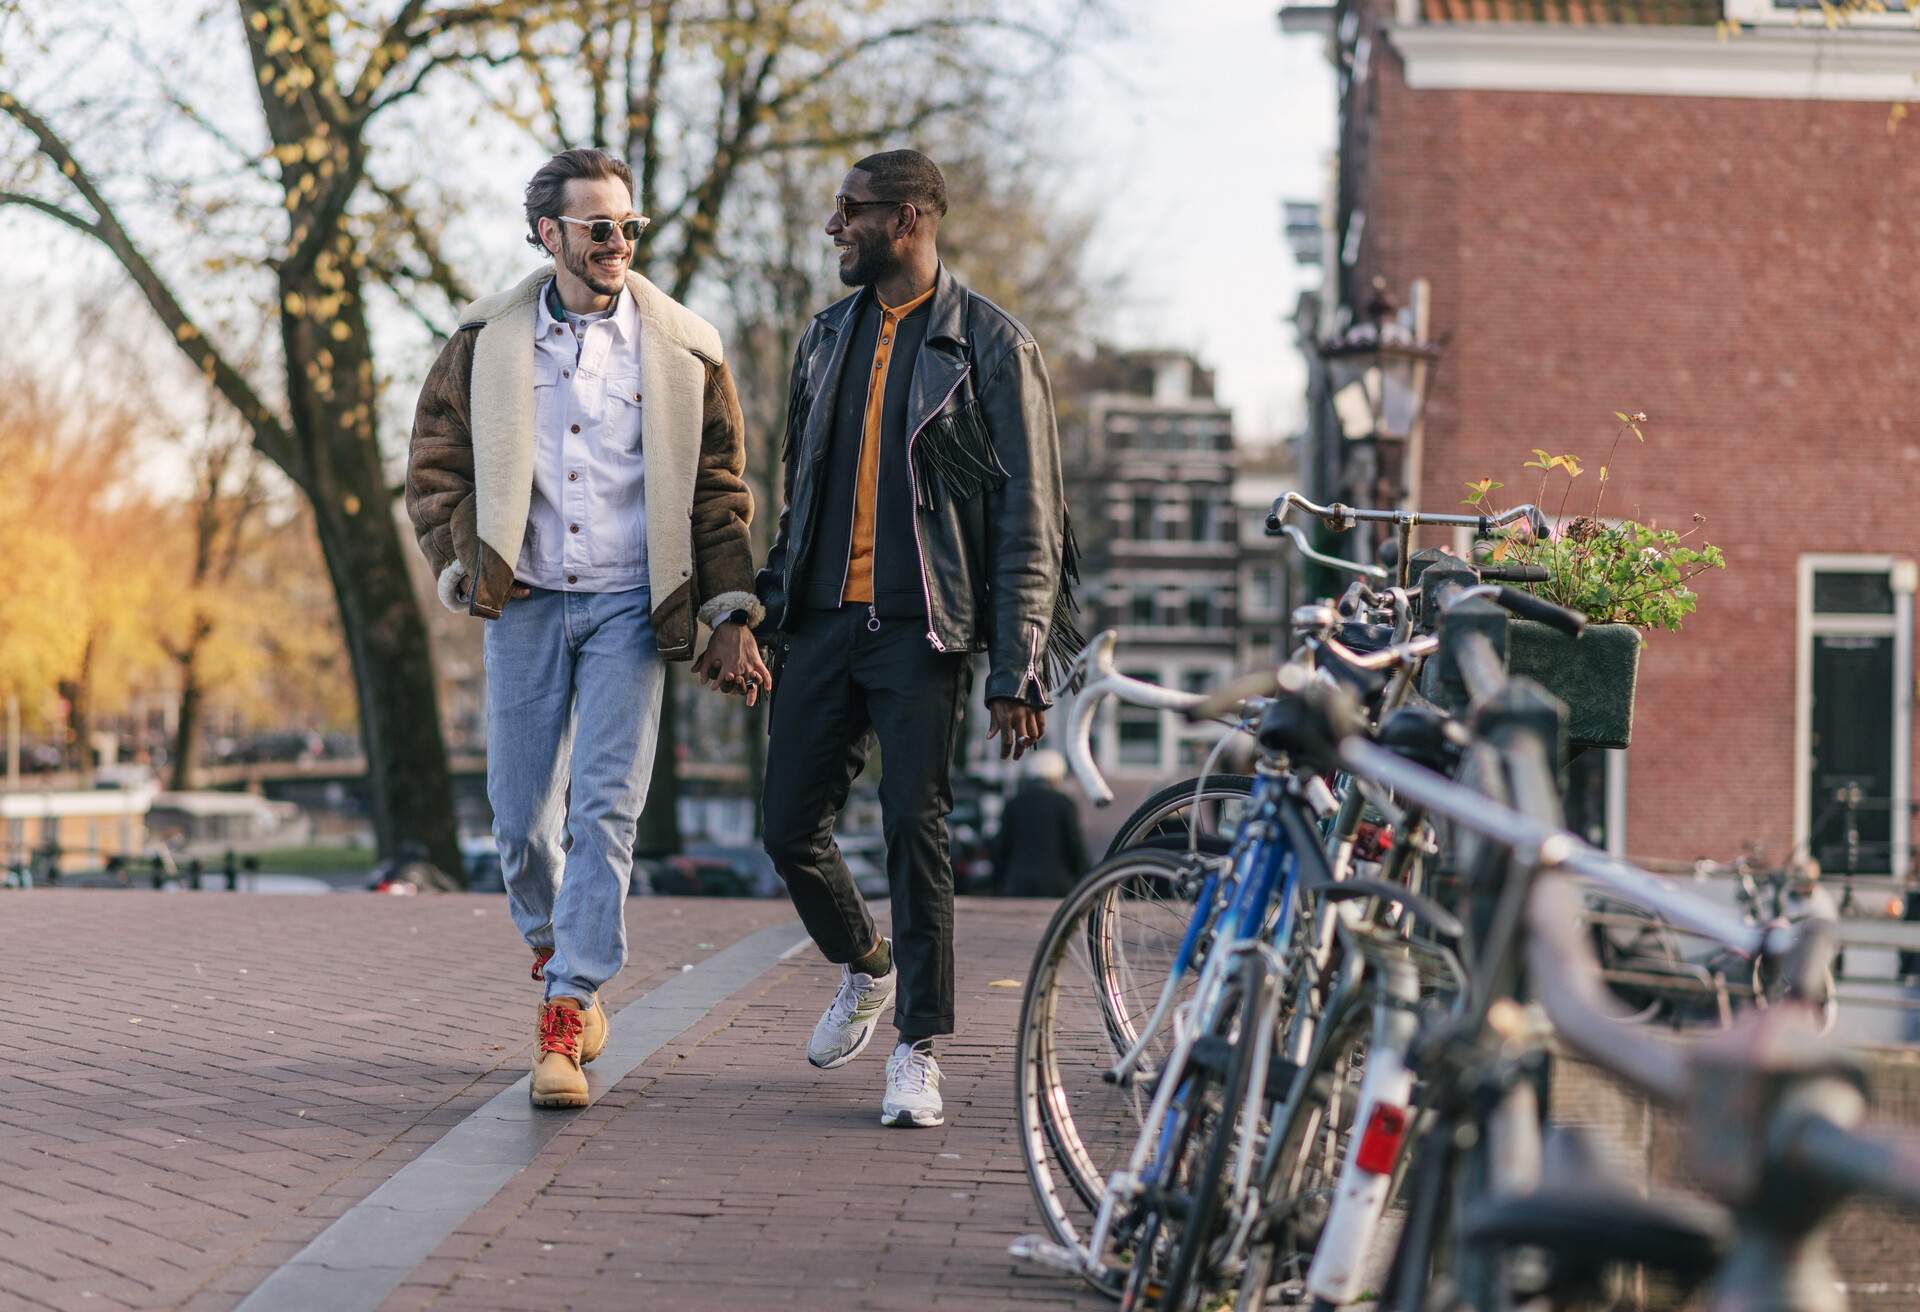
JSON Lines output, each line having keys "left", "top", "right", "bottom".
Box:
{"left": 990, "top": 749, "right": 1088, "bottom": 900}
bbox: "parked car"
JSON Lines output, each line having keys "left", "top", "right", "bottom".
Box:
{"left": 682, "top": 843, "right": 782, "bottom": 898}
{"left": 460, "top": 834, "right": 504, "bottom": 893}
{"left": 637, "top": 852, "right": 760, "bottom": 898}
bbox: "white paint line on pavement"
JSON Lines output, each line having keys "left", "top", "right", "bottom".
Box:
{"left": 234, "top": 917, "right": 803, "bottom": 1312}
{"left": 779, "top": 935, "right": 815, "bottom": 960}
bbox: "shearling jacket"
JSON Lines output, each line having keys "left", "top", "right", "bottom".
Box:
{"left": 405, "top": 268, "right": 760, "bottom": 661}
{"left": 755, "top": 265, "right": 1081, "bottom": 706}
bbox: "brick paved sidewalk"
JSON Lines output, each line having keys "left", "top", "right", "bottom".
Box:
{"left": 0, "top": 891, "right": 1100, "bottom": 1311}
{"left": 379, "top": 899, "right": 1103, "bottom": 1312}
{"left": 0, "top": 891, "right": 790, "bottom": 1310}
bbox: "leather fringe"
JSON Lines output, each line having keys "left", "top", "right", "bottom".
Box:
{"left": 909, "top": 399, "right": 1008, "bottom": 509}
{"left": 781, "top": 367, "right": 810, "bottom": 464}
{"left": 1043, "top": 516, "right": 1087, "bottom": 694}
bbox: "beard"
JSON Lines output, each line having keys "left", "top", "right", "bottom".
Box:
{"left": 838, "top": 230, "right": 899, "bottom": 287}
{"left": 560, "top": 230, "right": 628, "bottom": 297}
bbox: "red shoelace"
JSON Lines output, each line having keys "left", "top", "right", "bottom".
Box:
{"left": 538, "top": 1003, "right": 584, "bottom": 1057}
{"left": 531, "top": 948, "right": 554, "bottom": 981}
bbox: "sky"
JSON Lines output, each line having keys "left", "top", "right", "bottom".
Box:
{"left": 1063, "top": 5, "right": 1337, "bottom": 442}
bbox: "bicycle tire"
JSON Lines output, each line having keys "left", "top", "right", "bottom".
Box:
{"left": 1105, "top": 774, "right": 1258, "bottom": 861}
{"left": 1156, "top": 950, "right": 1268, "bottom": 1312}
{"left": 1015, "top": 847, "right": 1203, "bottom": 1282}
{"left": 1243, "top": 988, "right": 1375, "bottom": 1308}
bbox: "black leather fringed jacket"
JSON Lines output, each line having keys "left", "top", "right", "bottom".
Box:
{"left": 754, "top": 264, "right": 1082, "bottom": 707}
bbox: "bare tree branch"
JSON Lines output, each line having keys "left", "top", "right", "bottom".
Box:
{"left": 366, "top": 178, "right": 477, "bottom": 309}
{"left": 0, "top": 92, "right": 301, "bottom": 481}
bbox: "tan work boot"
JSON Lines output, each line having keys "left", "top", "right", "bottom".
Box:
{"left": 531, "top": 997, "right": 591, "bottom": 1107}
{"left": 578, "top": 994, "right": 607, "bottom": 1063}
{"left": 529, "top": 950, "right": 606, "bottom": 1063}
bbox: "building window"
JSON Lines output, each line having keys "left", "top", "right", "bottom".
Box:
{"left": 1116, "top": 669, "right": 1161, "bottom": 766}
{"left": 1187, "top": 594, "right": 1212, "bottom": 630}
{"left": 1130, "top": 493, "right": 1155, "bottom": 542}
{"left": 1128, "top": 587, "right": 1157, "bottom": 627}
{"left": 1247, "top": 565, "right": 1279, "bottom": 613}
{"left": 1188, "top": 490, "right": 1215, "bottom": 543}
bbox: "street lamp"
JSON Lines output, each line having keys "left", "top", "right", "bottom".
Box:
{"left": 1318, "top": 277, "right": 1440, "bottom": 509}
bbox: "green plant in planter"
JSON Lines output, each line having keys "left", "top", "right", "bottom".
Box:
{"left": 1463, "top": 412, "right": 1726, "bottom": 632}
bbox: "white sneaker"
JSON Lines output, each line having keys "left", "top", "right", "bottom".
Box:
{"left": 807, "top": 958, "right": 897, "bottom": 1069}
{"left": 882, "top": 1042, "right": 944, "bottom": 1128}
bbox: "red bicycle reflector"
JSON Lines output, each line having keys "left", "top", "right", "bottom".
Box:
{"left": 1354, "top": 1103, "right": 1408, "bottom": 1174}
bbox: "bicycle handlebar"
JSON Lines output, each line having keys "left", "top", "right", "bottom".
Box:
{"left": 1787, "top": 1113, "right": 1920, "bottom": 1213}
{"left": 1054, "top": 631, "right": 1210, "bottom": 806}
{"left": 1274, "top": 522, "right": 1389, "bottom": 581}
{"left": 1491, "top": 585, "right": 1587, "bottom": 636}
{"left": 1265, "top": 490, "right": 1550, "bottom": 539}
{"left": 1473, "top": 563, "right": 1552, "bottom": 584}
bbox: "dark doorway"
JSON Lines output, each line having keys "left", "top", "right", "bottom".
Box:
{"left": 1809, "top": 632, "right": 1894, "bottom": 874}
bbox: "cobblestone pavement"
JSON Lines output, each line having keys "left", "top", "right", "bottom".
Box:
{"left": 0, "top": 891, "right": 1100, "bottom": 1311}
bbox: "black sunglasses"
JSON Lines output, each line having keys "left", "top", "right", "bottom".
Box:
{"left": 833, "top": 196, "right": 913, "bottom": 223}
{"left": 557, "top": 215, "right": 649, "bottom": 244}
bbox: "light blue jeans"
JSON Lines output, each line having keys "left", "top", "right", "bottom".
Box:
{"left": 483, "top": 586, "right": 663, "bottom": 1002}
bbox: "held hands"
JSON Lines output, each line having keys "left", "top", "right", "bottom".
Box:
{"left": 695, "top": 622, "right": 774, "bottom": 707}
{"left": 987, "top": 697, "right": 1046, "bottom": 761}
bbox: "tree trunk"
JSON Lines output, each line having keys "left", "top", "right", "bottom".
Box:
{"left": 635, "top": 668, "right": 682, "bottom": 856}
{"left": 58, "top": 634, "right": 95, "bottom": 783}
{"left": 283, "top": 256, "right": 463, "bottom": 882}
{"left": 170, "top": 654, "right": 204, "bottom": 791}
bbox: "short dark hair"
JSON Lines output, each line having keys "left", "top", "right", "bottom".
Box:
{"left": 851, "top": 149, "right": 948, "bottom": 219}
{"left": 524, "top": 148, "right": 635, "bottom": 251}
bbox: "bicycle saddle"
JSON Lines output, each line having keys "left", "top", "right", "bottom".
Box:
{"left": 1337, "top": 619, "right": 1396, "bottom": 652}
{"left": 1316, "top": 642, "right": 1390, "bottom": 705}
{"left": 1255, "top": 682, "right": 1366, "bottom": 772}
{"left": 1375, "top": 703, "right": 1469, "bottom": 774}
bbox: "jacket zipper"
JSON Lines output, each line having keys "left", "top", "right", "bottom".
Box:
{"left": 1022, "top": 623, "right": 1043, "bottom": 700}
{"left": 903, "top": 369, "right": 970, "bottom": 653}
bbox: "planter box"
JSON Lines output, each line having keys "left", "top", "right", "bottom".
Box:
{"left": 1506, "top": 620, "right": 1643, "bottom": 751}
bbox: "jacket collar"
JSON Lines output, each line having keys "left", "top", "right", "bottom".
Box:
{"left": 817, "top": 263, "right": 966, "bottom": 349}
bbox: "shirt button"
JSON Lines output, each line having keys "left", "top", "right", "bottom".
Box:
{"left": 570, "top": 423, "right": 580, "bottom": 433}
{"left": 881, "top": 336, "right": 890, "bottom": 344}
{"left": 875, "top": 359, "right": 883, "bottom": 370}
{"left": 567, "top": 574, "right": 578, "bottom": 585}
{"left": 567, "top": 471, "right": 578, "bottom": 481}
{"left": 569, "top": 524, "right": 580, "bottom": 534}
{"left": 562, "top": 369, "right": 570, "bottom": 378}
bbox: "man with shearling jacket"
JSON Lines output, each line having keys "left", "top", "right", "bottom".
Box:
{"left": 747, "top": 149, "right": 1080, "bottom": 1128}
{"left": 406, "top": 148, "right": 768, "bottom": 1108}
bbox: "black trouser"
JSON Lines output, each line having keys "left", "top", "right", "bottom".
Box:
{"left": 762, "top": 604, "right": 970, "bottom": 1040}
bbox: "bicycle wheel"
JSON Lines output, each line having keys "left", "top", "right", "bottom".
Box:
{"left": 1016, "top": 848, "right": 1206, "bottom": 1275}
{"left": 1239, "top": 989, "right": 1375, "bottom": 1309}
{"left": 1105, "top": 774, "right": 1257, "bottom": 860}
{"left": 1156, "top": 951, "right": 1269, "bottom": 1312}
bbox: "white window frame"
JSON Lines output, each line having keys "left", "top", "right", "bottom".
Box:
{"left": 1794, "top": 554, "right": 1915, "bottom": 877}
{"left": 1724, "top": 0, "right": 1917, "bottom": 28}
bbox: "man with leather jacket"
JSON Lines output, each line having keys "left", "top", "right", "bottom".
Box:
{"left": 727, "top": 149, "right": 1078, "bottom": 1128}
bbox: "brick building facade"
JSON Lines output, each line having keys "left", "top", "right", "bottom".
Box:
{"left": 1291, "top": 1, "right": 1920, "bottom": 871}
